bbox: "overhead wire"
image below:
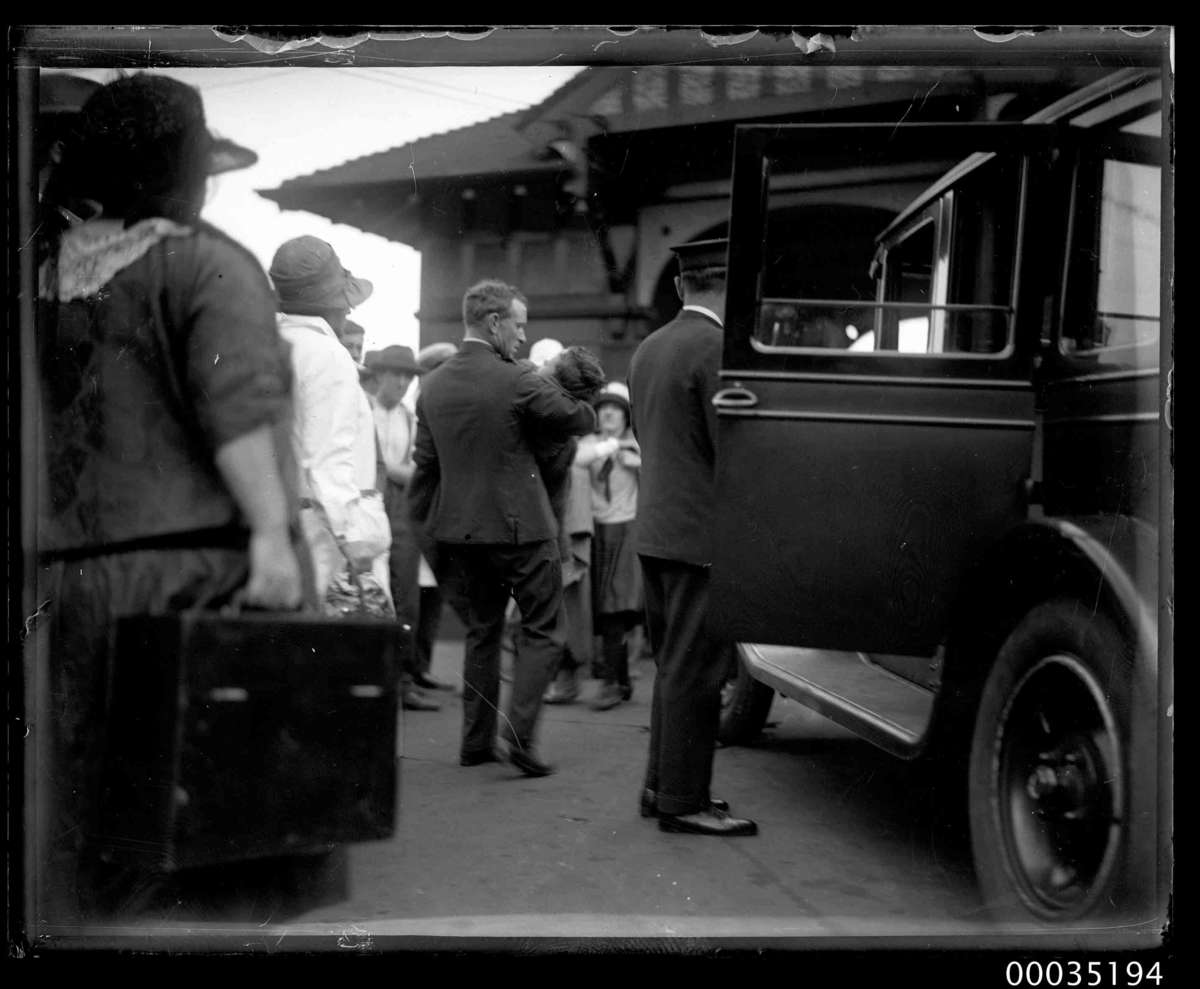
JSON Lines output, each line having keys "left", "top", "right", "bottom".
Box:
{"left": 160, "top": 67, "right": 312, "bottom": 92}
{"left": 348, "top": 65, "right": 539, "bottom": 108}
{"left": 334, "top": 67, "right": 525, "bottom": 114}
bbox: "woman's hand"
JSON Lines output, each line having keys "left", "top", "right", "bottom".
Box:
{"left": 341, "top": 540, "right": 379, "bottom": 575}
{"left": 593, "top": 436, "right": 621, "bottom": 459}
{"left": 243, "top": 525, "right": 303, "bottom": 610}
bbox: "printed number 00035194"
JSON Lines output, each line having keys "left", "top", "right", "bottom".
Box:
{"left": 1004, "top": 962, "right": 1163, "bottom": 987}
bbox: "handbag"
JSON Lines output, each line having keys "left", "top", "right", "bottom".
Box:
{"left": 324, "top": 565, "right": 395, "bottom": 618}
{"left": 93, "top": 609, "right": 404, "bottom": 875}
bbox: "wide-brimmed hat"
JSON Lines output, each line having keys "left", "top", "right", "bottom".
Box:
{"left": 49, "top": 72, "right": 258, "bottom": 177}
{"left": 207, "top": 134, "right": 258, "bottom": 174}
{"left": 417, "top": 341, "right": 458, "bottom": 373}
{"left": 269, "top": 235, "right": 373, "bottom": 312}
{"left": 594, "top": 380, "right": 631, "bottom": 419}
{"left": 365, "top": 345, "right": 423, "bottom": 376}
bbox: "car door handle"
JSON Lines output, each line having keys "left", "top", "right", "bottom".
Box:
{"left": 712, "top": 387, "right": 759, "bottom": 409}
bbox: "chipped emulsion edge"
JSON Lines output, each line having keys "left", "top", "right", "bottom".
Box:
{"left": 335, "top": 922, "right": 373, "bottom": 949}
{"left": 209, "top": 25, "right": 850, "bottom": 56}
{"left": 210, "top": 28, "right": 497, "bottom": 55}
{"left": 22, "top": 598, "right": 51, "bottom": 639}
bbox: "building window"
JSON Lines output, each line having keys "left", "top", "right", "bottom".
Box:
{"left": 632, "top": 67, "right": 668, "bottom": 111}
{"left": 771, "top": 67, "right": 813, "bottom": 96}
{"left": 727, "top": 67, "right": 763, "bottom": 101}
{"left": 563, "top": 232, "right": 608, "bottom": 292}
{"left": 590, "top": 87, "right": 624, "bottom": 117}
{"left": 472, "top": 241, "right": 509, "bottom": 282}
{"left": 679, "top": 67, "right": 717, "bottom": 105}
{"left": 517, "top": 237, "right": 558, "bottom": 288}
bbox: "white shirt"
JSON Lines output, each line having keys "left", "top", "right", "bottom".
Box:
{"left": 277, "top": 312, "right": 378, "bottom": 540}
{"left": 681, "top": 303, "right": 724, "bottom": 327}
{"left": 372, "top": 398, "right": 414, "bottom": 480}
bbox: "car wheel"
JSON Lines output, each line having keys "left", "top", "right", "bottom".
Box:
{"left": 717, "top": 645, "right": 775, "bottom": 745}
{"left": 968, "top": 599, "right": 1133, "bottom": 922}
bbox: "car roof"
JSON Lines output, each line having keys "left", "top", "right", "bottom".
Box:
{"left": 873, "top": 68, "right": 1161, "bottom": 252}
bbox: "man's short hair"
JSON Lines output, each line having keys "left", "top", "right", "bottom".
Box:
{"left": 673, "top": 238, "right": 727, "bottom": 297}
{"left": 680, "top": 266, "right": 727, "bottom": 295}
{"left": 462, "top": 279, "right": 527, "bottom": 330}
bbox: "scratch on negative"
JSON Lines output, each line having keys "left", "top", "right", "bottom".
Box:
{"left": 18, "top": 223, "right": 44, "bottom": 253}
{"left": 889, "top": 101, "right": 914, "bottom": 141}
{"left": 918, "top": 79, "right": 941, "bottom": 113}
{"left": 23, "top": 599, "right": 51, "bottom": 639}
{"left": 409, "top": 155, "right": 419, "bottom": 195}
{"left": 1092, "top": 522, "right": 1121, "bottom": 616}
{"left": 459, "top": 675, "right": 526, "bottom": 752}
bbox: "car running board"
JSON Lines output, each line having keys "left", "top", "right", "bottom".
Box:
{"left": 737, "top": 643, "right": 935, "bottom": 759}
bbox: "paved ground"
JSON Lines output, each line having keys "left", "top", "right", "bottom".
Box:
{"left": 41, "top": 639, "right": 1162, "bottom": 954}
{"left": 279, "top": 638, "right": 992, "bottom": 937}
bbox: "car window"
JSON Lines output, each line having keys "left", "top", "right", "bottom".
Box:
{"left": 1061, "top": 157, "right": 1161, "bottom": 365}
{"left": 753, "top": 154, "right": 1020, "bottom": 358}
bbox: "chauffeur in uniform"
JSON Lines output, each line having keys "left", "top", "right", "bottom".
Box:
{"left": 627, "top": 238, "right": 758, "bottom": 836}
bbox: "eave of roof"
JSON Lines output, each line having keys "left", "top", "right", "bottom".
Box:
{"left": 261, "top": 69, "right": 591, "bottom": 198}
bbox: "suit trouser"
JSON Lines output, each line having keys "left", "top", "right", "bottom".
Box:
{"left": 385, "top": 481, "right": 422, "bottom": 681}
{"left": 439, "top": 539, "right": 565, "bottom": 755}
{"left": 639, "top": 554, "right": 727, "bottom": 816}
{"left": 415, "top": 585, "right": 443, "bottom": 675}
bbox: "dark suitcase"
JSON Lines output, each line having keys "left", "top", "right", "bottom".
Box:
{"left": 94, "top": 611, "right": 402, "bottom": 874}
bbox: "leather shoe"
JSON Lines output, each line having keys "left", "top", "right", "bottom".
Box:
{"left": 508, "top": 746, "right": 555, "bottom": 778}
{"left": 402, "top": 688, "right": 441, "bottom": 711}
{"left": 590, "top": 683, "right": 623, "bottom": 711}
{"left": 658, "top": 809, "right": 758, "bottom": 836}
{"left": 414, "top": 672, "right": 453, "bottom": 691}
{"left": 459, "top": 748, "right": 502, "bottom": 767}
{"left": 543, "top": 684, "right": 579, "bottom": 705}
{"left": 640, "top": 788, "right": 729, "bottom": 819}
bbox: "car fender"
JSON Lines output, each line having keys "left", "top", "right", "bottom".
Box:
{"left": 923, "top": 514, "right": 1158, "bottom": 754}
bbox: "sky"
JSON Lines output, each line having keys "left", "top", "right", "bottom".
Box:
{"left": 52, "top": 65, "right": 584, "bottom": 353}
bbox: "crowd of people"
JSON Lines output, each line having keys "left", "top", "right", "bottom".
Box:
{"left": 33, "top": 71, "right": 756, "bottom": 920}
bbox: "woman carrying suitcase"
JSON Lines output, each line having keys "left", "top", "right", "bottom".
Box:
{"left": 35, "top": 73, "right": 306, "bottom": 919}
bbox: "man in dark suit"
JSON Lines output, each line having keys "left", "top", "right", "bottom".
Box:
{"left": 409, "top": 280, "right": 596, "bottom": 777}
{"left": 628, "top": 239, "right": 758, "bottom": 836}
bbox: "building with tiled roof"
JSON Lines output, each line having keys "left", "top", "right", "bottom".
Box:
{"left": 260, "top": 61, "right": 1108, "bottom": 376}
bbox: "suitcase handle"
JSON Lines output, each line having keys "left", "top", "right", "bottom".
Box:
{"left": 207, "top": 685, "right": 383, "bottom": 701}
{"left": 218, "top": 591, "right": 302, "bottom": 618}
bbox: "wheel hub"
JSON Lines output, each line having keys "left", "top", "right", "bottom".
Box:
{"left": 1025, "top": 740, "right": 1100, "bottom": 819}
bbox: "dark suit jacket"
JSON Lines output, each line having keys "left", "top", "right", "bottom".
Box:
{"left": 627, "top": 308, "right": 723, "bottom": 567}
{"left": 409, "top": 340, "right": 596, "bottom": 546}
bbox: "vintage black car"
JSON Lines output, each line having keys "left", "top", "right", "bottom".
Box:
{"left": 711, "top": 68, "right": 1169, "bottom": 925}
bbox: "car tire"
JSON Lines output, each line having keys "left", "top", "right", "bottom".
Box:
{"left": 717, "top": 645, "right": 775, "bottom": 745}
{"left": 968, "top": 598, "right": 1137, "bottom": 922}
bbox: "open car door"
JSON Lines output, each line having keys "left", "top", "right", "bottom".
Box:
{"left": 710, "top": 123, "right": 1058, "bottom": 659}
